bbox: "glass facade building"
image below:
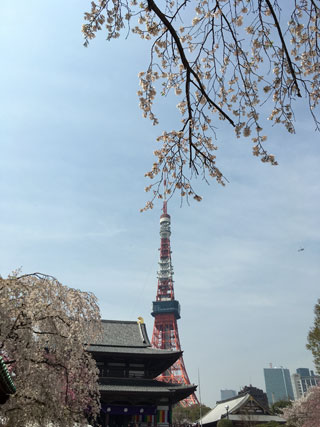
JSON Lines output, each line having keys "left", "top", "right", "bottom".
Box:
{"left": 264, "top": 367, "right": 294, "bottom": 404}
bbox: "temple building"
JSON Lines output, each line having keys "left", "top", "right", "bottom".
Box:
{"left": 89, "top": 319, "right": 196, "bottom": 427}
{"left": 198, "top": 393, "right": 286, "bottom": 426}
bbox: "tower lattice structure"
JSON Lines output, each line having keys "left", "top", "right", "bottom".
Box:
{"left": 151, "top": 197, "right": 198, "bottom": 407}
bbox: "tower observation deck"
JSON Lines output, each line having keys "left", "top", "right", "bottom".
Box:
{"left": 151, "top": 198, "right": 198, "bottom": 406}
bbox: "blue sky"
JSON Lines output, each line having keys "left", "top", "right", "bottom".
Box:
{"left": 1, "top": 1, "right": 319, "bottom": 406}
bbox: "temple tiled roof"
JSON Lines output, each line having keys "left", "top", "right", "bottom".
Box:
{"left": 90, "top": 344, "right": 179, "bottom": 356}
{"left": 89, "top": 320, "right": 181, "bottom": 357}
{"left": 99, "top": 377, "right": 197, "bottom": 403}
{"left": 100, "top": 377, "right": 193, "bottom": 390}
{"left": 94, "top": 320, "right": 151, "bottom": 348}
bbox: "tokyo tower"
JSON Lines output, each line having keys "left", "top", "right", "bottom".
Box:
{"left": 151, "top": 184, "right": 198, "bottom": 406}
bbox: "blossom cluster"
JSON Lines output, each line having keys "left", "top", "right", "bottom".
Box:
{"left": 283, "top": 386, "right": 320, "bottom": 427}
{"left": 0, "top": 272, "right": 101, "bottom": 426}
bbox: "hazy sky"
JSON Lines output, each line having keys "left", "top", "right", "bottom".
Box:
{"left": 1, "top": 1, "right": 319, "bottom": 406}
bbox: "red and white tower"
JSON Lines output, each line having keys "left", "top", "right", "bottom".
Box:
{"left": 151, "top": 189, "right": 198, "bottom": 406}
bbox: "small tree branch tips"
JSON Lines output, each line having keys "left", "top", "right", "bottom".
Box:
{"left": 83, "top": 0, "right": 320, "bottom": 209}
{"left": 0, "top": 272, "right": 101, "bottom": 427}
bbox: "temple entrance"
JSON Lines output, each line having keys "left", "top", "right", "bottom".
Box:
{"left": 97, "top": 404, "right": 160, "bottom": 427}
{"left": 108, "top": 413, "right": 132, "bottom": 427}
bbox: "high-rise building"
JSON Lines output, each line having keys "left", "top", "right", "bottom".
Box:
{"left": 292, "top": 368, "right": 320, "bottom": 399}
{"left": 220, "top": 389, "right": 236, "bottom": 400}
{"left": 264, "top": 367, "right": 294, "bottom": 404}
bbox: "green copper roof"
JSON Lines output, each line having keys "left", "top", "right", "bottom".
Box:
{"left": 0, "top": 356, "right": 16, "bottom": 394}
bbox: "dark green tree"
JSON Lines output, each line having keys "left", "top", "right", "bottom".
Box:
{"left": 172, "top": 404, "right": 211, "bottom": 425}
{"left": 306, "top": 298, "right": 320, "bottom": 374}
{"left": 189, "top": 404, "right": 211, "bottom": 422}
{"left": 270, "top": 399, "right": 292, "bottom": 415}
{"left": 217, "top": 420, "right": 233, "bottom": 427}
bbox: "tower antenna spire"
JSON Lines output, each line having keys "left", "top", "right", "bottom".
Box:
{"left": 163, "top": 167, "right": 168, "bottom": 215}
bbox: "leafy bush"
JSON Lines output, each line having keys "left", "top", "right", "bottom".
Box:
{"left": 217, "top": 419, "right": 234, "bottom": 427}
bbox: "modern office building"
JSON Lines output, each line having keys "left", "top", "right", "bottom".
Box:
{"left": 264, "top": 367, "right": 294, "bottom": 404}
{"left": 292, "top": 368, "right": 320, "bottom": 399}
{"left": 220, "top": 389, "right": 236, "bottom": 400}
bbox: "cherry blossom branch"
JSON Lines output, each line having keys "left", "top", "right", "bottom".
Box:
{"left": 147, "top": 0, "right": 235, "bottom": 127}
{"left": 265, "top": 0, "right": 302, "bottom": 97}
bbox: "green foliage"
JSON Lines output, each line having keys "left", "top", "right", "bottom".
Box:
{"left": 172, "top": 404, "right": 211, "bottom": 425}
{"left": 306, "top": 298, "right": 320, "bottom": 374}
{"left": 270, "top": 399, "right": 292, "bottom": 414}
{"left": 217, "top": 420, "right": 233, "bottom": 427}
